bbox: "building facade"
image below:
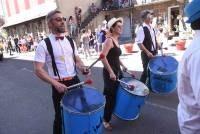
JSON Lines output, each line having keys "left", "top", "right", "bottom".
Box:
{"left": 0, "top": 0, "right": 189, "bottom": 42}
{"left": 0, "top": 0, "right": 101, "bottom": 39}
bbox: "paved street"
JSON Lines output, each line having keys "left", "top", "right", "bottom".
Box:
{"left": 0, "top": 44, "right": 186, "bottom": 134}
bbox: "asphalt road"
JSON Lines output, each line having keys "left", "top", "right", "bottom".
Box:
{"left": 0, "top": 57, "right": 180, "bottom": 134}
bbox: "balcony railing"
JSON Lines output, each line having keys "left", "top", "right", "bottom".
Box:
{"left": 102, "top": 0, "right": 134, "bottom": 11}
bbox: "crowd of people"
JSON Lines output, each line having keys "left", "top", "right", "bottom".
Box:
{"left": 79, "top": 24, "right": 107, "bottom": 59}
{"left": 0, "top": 33, "right": 46, "bottom": 55}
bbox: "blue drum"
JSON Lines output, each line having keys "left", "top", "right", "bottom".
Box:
{"left": 61, "top": 86, "right": 105, "bottom": 134}
{"left": 114, "top": 78, "right": 149, "bottom": 120}
{"left": 148, "top": 56, "right": 178, "bottom": 93}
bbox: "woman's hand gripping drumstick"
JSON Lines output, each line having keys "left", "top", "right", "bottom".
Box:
{"left": 117, "top": 79, "right": 135, "bottom": 91}
{"left": 123, "top": 69, "right": 136, "bottom": 78}
{"left": 82, "top": 53, "right": 105, "bottom": 75}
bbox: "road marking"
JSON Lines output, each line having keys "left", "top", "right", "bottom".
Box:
{"left": 146, "top": 101, "right": 177, "bottom": 113}
{"left": 21, "top": 68, "right": 34, "bottom": 73}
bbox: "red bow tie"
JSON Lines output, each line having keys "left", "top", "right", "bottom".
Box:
{"left": 55, "top": 36, "right": 64, "bottom": 40}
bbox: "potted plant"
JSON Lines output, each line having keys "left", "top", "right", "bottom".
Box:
{"left": 124, "top": 43, "right": 134, "bottom": 53}
{"left": 176, "top": 39, "right": 186, "bottom": 50}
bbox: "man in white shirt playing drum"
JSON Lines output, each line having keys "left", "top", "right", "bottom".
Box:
{"left": 34, "top": 10, "right": 89, "bottom": 134}
{"left": 136, "top": 10, "right": 158, "bottom": 84}
{"left": 177, "top": 0, "right": 200, "bottom": 134}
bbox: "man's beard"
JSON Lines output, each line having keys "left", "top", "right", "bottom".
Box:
{"left": 54, "top": 26, "right": 66, "bottom": 33}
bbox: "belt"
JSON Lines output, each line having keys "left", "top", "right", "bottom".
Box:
{"left": 54, "top": 76, "right": 74, "bottom": 81}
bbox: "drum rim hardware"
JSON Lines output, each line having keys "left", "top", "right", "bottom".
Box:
{"left": 149, "top": 56, "right": 178, "bottom": 75}
{"left": 119, "top": 78, "right": 149, "bottom": 96}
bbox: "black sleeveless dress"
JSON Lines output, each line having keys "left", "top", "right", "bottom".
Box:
{"left": 103, "top": 39, "right": 123, "bottom": 95}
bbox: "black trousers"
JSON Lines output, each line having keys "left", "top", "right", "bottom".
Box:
{"left": 140, "top": 51, "right": 157, "bottom": 84}
{"left": 52, "top": 75, "right": 80, "bottom": 134}
{"left": 103, "top": 69, "right": 122, "bottom": 122}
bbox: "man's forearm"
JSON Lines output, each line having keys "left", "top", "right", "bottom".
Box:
{"left": 35, "top": 68, "right": 56, "bottom": 86}
{"left": 138, "top": 43, "right": 151, "bottom": 55}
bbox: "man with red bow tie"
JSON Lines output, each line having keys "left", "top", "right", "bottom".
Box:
{"left": 33, "top": 10, "right": 89, "bottom": 134}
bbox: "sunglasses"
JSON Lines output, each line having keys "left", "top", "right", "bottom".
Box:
{"left": 51, "top": 17, "right": 66, "bottom": 22}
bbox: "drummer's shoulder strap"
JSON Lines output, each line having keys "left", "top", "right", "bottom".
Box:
{"left": 65, "top": 36, "right": 77, "bottom": 73}
{"left": 44, "top": 37, "right": 61, "bottom": 80}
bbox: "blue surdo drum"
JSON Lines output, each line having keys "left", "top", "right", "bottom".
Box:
{"left": 114, "top": 78, "right": 149, "bottom": 120}
{"left": 148, "top": 56, "right": 178, "bottom": 93}
{"left": 61, "top": 86, "right": 105, "bottom": 134}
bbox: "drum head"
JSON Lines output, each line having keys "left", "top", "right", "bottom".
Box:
{"left": 61, "top": 86, "right": 105, "bottom": 114}
{"left": 149, "top": 56, "right": 178, "bottom": 75}
{"left": 120, "top": 78, "right": 149, "bottom": 96}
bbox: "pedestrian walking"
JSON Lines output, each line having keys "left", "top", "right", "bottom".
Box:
{"left": 33, "top": 10, "right": 89, "bottom": 134}
{"left": 177, "top": 0, "right": 200, "bottom": 134}
{"left": 101, "top": 17, "right": 127, "bottom": 131}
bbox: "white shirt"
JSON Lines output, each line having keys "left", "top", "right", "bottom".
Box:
{"left": 34, "top": 33, "right": 78, "bottom": 78}
{"left": 177, "top": 30, "right": 200, "bottom": 134}
{"left": 135, "top": 23, "right": 157, "bottom": 51}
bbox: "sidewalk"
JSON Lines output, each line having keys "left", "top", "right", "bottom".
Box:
{"left": 2, "top": 42, "right": 187, "bottom": 72}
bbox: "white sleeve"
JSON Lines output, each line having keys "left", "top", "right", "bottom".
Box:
{"left": 34, "top": 40, "right": 46, "bottom": 63}
{"left": 188, "top": 51, "right": 200, "bottom": 105}
{"left": 135, "top": 26, "right": 145, "bottom": 45}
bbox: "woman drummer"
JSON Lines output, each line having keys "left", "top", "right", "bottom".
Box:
{"left": 101, "top": 17, "right": 127, "bottom": 131}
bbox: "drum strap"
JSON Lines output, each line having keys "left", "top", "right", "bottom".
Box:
{"left": 44, "top": 37, "right": 61, "bottom": 80}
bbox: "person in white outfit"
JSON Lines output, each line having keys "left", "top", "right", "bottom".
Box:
{"left": 177, "top": 0, "right": 200, "bottom": 134}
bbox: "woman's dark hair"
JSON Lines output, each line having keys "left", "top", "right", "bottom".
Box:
{"left": 110, "top": 20, "right": 122, "bottom": 33}
{"left": 191, "top": 17, "right": 200, "bottom": 30}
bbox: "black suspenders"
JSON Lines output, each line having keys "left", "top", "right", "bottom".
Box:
{"left": 44, "top": 36, "right": 76, "bottom": 81}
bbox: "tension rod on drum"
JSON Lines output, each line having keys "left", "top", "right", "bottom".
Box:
{"left": 65, "top": 79, "right": 93, "bottom": 91}
{"left": 117, "top": 79, "right": 135, "bottom": 91}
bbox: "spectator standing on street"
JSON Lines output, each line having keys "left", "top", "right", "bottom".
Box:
{"left": 135, "top": 10, "right": 159, "bottom": 84}
{"left": 80, "top": 29, "right": 91, "bottom": 59}
{"left": 14, "top": 36, "right": 20, "bottom": 53}
{"left": 101, "top": 17, "right": 127, "bottom": 131}
{"left": 177, "top": 0, "right": 200, "bottom": 134}
{"left": 34, "top": 10, "right": 89, "bottom": 134}
{"left": 68, "top": 16, "right": 77, "bottom": 37}
{"left": 7, "top": 38, "right": 13, "bottom": 55}
{"left": 90, "top": 3, "right": 97, "bottom": 14}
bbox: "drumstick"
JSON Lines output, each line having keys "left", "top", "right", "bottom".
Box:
{"left": 87, "top": 53, "right": 105, "bottom": 70}
{"left": 66, "top": 79, "right": 92, "bottom": 90}
{"left": 124, "top": 70, "right": 136, "bottom": 78}
{"left": 117, "top": 79, "right": 135, "bottom": 91}
{"left": 159, "top": 43, "right": 168, "bottom": 56}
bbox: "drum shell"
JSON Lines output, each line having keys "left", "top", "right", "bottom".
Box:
{"left": 114, "top": 78, "right": 148, "bottom": 120}
{"left": 148, "top": 56, "right": 178, "bottom": 93}
{"left": 61, "top": 86, "right": 105, "bottom": 134}
{"left": 149, "top": 71, "right": 177, "bottom": 93}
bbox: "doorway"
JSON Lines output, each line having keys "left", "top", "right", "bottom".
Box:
{"left": 169, "top": 6, "right": 180, "bottom": 37}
